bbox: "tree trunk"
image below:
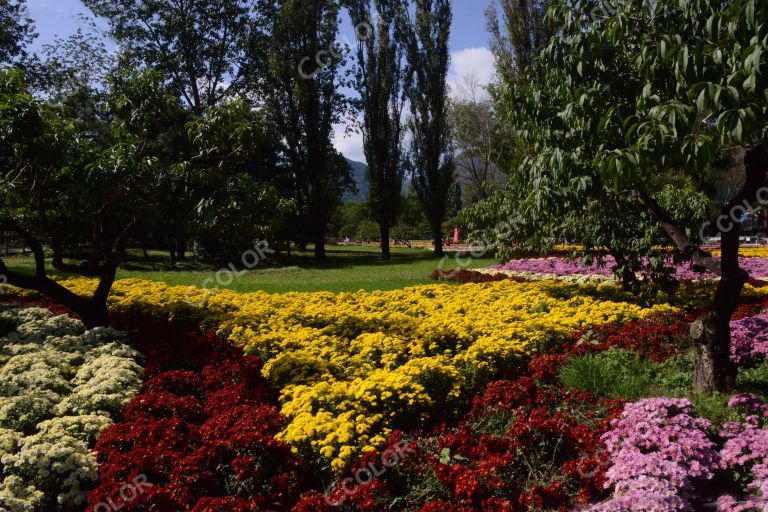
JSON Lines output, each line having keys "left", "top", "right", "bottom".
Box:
{"left": 691, "top": 309, "right": 738, "bottom": 392}
{"left": 608, "top": 248, "right": 638, "bottom": 291}
{"left": 78, "top": 300, "right": 111, "bottom": 329}
{"left": 314, "top": 231, "right": 326, "bottom": 259}
{"left": 692, "top": 146, "right": 768, "bottom": 392}
{"left": 3, "top": 272, "right": 111, "bottom": 328}
{"left": 380, "top": 223, "right": 391, "bottom": 260}
{"left": 169, "top": 241, "right": 177, "bottom": 267}
{"left": 692, "top": 240, "right": 745, "bottom": 392}
{"left": 176, "top": 238, "right": 186, "bottom": 261}
{"left": 433, "top": 226, "right": 444, "bottom": 258}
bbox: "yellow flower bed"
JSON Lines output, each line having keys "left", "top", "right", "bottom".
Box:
{"left": 35, "top": 277, "right": 681, "bottom": 472}
{"left": 709, "top": 246, "right": 768, "bottom": 258}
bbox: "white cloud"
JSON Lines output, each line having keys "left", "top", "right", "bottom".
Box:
{"left": 333, "top": 123, "right": 366, "bottom": 163}
{"left": 448, "top": 47, "right": 497, "bottom": 99}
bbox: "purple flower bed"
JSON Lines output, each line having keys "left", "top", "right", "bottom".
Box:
{"left": 592, "top": 396, "right": 768, "bottom": 512}
{"left": 731, "top": 312, "right": 768, "bottom": 364}
{"left": 590, "top": 398, "right": 721, "bottom": 512}
{"left": 492, "top": 256, "right": 768, "bottom": 281}
{"left": 718, "top": 395, "right": 768, "bottom": 512}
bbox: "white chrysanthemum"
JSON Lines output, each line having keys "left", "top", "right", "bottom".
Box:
{"left": 0, "top": 306, "right": 145, "bottom": 511}
{"left": 47, "top": 326, "right": 128, "bottom": 356}
{"left": 0, "top": 307, "right": 52, "bottom": 324}
{"left": 5, "top": 314, "right": 85, "bottom": 345}
{"left": 35, "top": 415, "right": 113, "bottom": 446}
{"left": 3, "top": 434, "right": 99, "bottom": 507}
{"left": 0, "top": 475, "right": 45, "bottom": 512}
{"left": 0, "top": 390, "right": 61, "bottom": 432}
{"left": 83, "top": 341, "right": 143, "bottom": 364}
{"left": 0, "top": 349, "right": 75, "bottom": 396}
{"left": 57, "top": 355, "right": 144, "bottom": 416}
{"left": 0, "top": 428, "right": 21, "bottom": 473}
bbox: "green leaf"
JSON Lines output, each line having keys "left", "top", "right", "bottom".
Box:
{"left": 696, "top": 86, "right": 708, "bottom": 111}
{"left": 705, "top": 14, "right": 720, "bottom": 39}
{"left": 598, "top": 107, "right": 616, "bottom": 132}
{"left": 733, "top": 117, "right": 743, "bottom": 142}
{"left": 642, "top": 83, "right": 652, "bottom": 99}
{"left": 746, "top": 0, "right": 756, "bottom": 27}
{"left": 744, "top": 72, "right": 757, "bottom": 94}
{"left": 678, "top": 46, "right": 690, "bottom": 75}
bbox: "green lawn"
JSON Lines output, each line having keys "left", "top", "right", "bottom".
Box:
{"left": 2, "top": 245, "right": 497, "bottom": 294}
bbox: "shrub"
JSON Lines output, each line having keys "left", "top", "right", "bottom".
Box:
{"left": 559, "top": 348, "right": 657, "bottom": 400}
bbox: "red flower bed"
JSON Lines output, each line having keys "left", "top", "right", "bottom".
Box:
{"left": 566, "top": 313, "right": 691, "bottom": 361}
{"left": 86, "top": 318, "right": 306, "bottom": 512}
{"left": 430, "top": 269, "right": 517, "bottom": 283}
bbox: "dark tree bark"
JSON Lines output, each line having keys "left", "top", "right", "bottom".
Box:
{"left": 169, "top": 237, "right": 178, "bottom": 266}
{"left": 176, "top": 237, "right": 187, "bottom": 261}
{"left": 1, "top": 271, "right": 111, "bottom": 327}
{"left": 0, "top": 234, "right": 119, "bottom": 328}
{"left": 689, "top": 146, "right": 768, "bottom": 391}
{"left": 433, "top": 226, "right": 444, "bottom": 258}
{"left": 608, "top": 247, "right": 639, "bottom": 292}
{"left": 314, "top": 229, "right": 326, "bottom": 259}
{"left": 380, "top": 223, "right": 391, "bottom": 260}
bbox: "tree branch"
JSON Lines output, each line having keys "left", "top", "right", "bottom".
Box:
{"left": 634, "top": 186, "right": 722, "bottom": 276}
{"left": 0, "top": 223, "right": 46, "bottom": 277}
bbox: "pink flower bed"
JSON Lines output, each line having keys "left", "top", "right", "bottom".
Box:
{"left": 731, "top": 312, "right": 768, "bottom": 363}
{"left": 493, "top": 256, "right": 768, "bottom": 281}
{"left": 592, "top": 396, "right": 768, "bottom": 512}
{"left": 590, "top": 398, "right": 721, "bottom": 512}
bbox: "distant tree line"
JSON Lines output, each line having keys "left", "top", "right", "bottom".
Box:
{"left": 0, "top": 0, "right": 511, "bottom": 323}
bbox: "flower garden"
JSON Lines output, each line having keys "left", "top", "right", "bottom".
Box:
{"left": 2, "top": 0, "right": 767, "bottom": 508}
{"left": 0, "top": 259, "right": 767, "bottom": 512}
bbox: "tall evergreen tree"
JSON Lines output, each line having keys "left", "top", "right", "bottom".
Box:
{"left": 258, "top": 0, "right": 351, "bottom": 259}
{"left": 486, "top": 0, "right": 554, "bottom": 84}
{"left": 402, "top": 0, "right": 454, "bottom": 257}
{"left": 347, "top": 0, "right": 408, "bottom": 260}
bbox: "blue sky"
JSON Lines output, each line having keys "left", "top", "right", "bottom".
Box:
{"left": 27, "top": 0, "right": 497, "bottom": 161}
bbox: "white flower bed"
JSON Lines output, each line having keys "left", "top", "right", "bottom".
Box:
{"left": 0, "top": 306, "right": 144, "bottom": 511}
{"left": 474, "top": 267, "right": 614, "bottom": 285}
